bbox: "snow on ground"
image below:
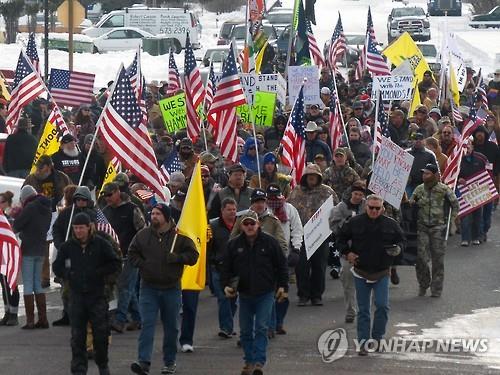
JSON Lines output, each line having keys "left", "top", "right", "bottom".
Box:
{"left": 0, "top": 0, "right": 497, "bottom": 88}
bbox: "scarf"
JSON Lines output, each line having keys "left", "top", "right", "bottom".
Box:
{"left": 267, "top": 196, "right": 288, "bottom": 223}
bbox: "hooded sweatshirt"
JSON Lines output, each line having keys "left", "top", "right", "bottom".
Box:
{"left": 239, "top": 137, "right": 263, "bottom": 174}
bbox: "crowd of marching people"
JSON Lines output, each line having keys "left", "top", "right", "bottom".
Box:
{"left": 0, "top": 35, "right": 499, "bottom": 375}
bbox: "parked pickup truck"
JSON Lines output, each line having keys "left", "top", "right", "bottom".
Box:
{"left": 469, "top": 6, "right": 500, "bottom": 29}
{"left": 387, "top": 6, "right": 431, "bottom": 43}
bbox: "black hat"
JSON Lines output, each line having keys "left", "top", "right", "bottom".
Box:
{"left": 421, "top": 163, "right": 438, "bottom": 174}
{"left": 228, "top": 163, "right": 246, "bottom": 174}
{"left": 72, "top": 212, "right": 91, "bottom": 226}
{"left": 61, "top": 134, "right": 76, "bottom": 144}
{"left": 179, "top": 137, "right": 193, "bottom": 148}
{"left": 251, "top": 188, "right": 267, "bottom": 203}
{"left": 152, "top": 203, "right": 171, "bottom": 219}
{"left": 266, "top": 183, "right": 282, "bottom": 197}
{"left": 415, "top": 131, "right": 425, "bottom": 140}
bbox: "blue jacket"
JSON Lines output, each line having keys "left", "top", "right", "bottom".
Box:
{"left": 239, "top": 137, "right": 263, "bottom": 174}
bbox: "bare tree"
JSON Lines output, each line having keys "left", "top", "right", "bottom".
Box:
{"left": 26, "top": 3, "right": 40, "bottom": 34}
{"left": 0, "top": 0, "right": 24, "bottom": 44}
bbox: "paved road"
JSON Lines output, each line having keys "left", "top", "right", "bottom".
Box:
{"left": 1, "top": 210, "right": 500, "bottom": 374}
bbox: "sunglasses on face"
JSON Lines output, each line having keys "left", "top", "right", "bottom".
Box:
{"left": 242, "top": 221, "right": 256, "bottom": 226}
{"left": 103, "top": 192, "right": 114, "bottom": 198}
{"left": 442, "top": 131, "right": 452, "bottom": 134}
{"left": 75, "top": 198, "right": 88, "bottom": 202}
{"left": 368, "top": 206, "right": 382, "bottom": 211}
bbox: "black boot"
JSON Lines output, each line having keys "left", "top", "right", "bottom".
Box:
{"left": 6, "top": 313, "right": 18, "bottom": 326}
{"left": 53, "top": 312, "right": 70, "bottom": 326}
{"left": 390, "top": 268, "right": 400, "bottom": 285}
{"left": 0, "top": 312, "right": 8, "bottom": 325}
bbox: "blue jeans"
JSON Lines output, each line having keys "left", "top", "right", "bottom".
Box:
{"left": 354, "top": 275, "right": 390, "bottom": 342}
{"left": 116, "top": 260, "right": 141, "bottom": 323}
{"left": 481, "top": 202, "right": 493, "bottom": 236}
{"left": 268, "top": 299, "right": 289, "bottom": 331}
{"left": 138, "top": 285, "right": 181, "bottom": 367}
{"left": 239, "top": 292, "right": 274, "bottom": 365}
{"left": 460, "top": 208, "right": 483, "bottom": 242}
{"left": 210, "top": 267, "right": 237, "bottom": 333}
{"left": 179, "top": 290, "right": 199, "bottom": 346}
{"left": 21, "top": 256, "right": 44, "bottom": 295}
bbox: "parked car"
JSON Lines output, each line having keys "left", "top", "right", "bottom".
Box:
{"left": 217, "top": 19, "right": 245, "bottom": 45}
{"left": 469, "top": 6, "right": 500, "bottom": 29}
{"left": 416, "top": 42, "right": 441, "bottom": 72}
{"left": 427, "top": 0, "right": 462, "bottom": 17}
{"left": 200, "top": 45, "right": 242, "bottom": 70}
{"left": 0, "top": 175, "right": 23, "bottom": 205}
{"left": 92, "top": 27, "right": 154, "bottom": 53}
{"left": 264, "top": 8, "right": 293, "bottom": 33}
{"left": 387, "top": 6, "right": 431, "bottom": 43}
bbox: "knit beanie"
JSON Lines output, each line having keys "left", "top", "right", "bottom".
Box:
{"left": 19, "top": 185, "right": 37, "bottom": 204}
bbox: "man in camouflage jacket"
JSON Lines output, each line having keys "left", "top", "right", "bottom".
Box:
{"left": 323, "top": 148, "right": 360, "bottom": 200}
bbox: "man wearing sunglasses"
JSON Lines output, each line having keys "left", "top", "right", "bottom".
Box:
{"left": 221, "top": 210, "right": 288, "bottom": 375}
{"left": 337, "top": 194, "right": 405, "bottom": 356}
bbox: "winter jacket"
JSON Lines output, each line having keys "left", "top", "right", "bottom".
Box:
{"left": 208, "top": 216, "right": 235, "bottom": 271}
{"left": 406, "top": 146, "right": 438, "bottom": 188}
{"left": 23, "top": 169, "right": 71, "bottom": 211}
{"left": 3, "top": 129, "right": 38, "bottom": 173}
{"left": 231, "top": 209, "right": 288, "bottom": 254}
{"left": 52, "top": 205, "right": 97, "bottom": 250}
{"left": 13, "top": 195, "right": 52, "bottom": 257}
{"left": 389, "top": 121, "right": 410, "bottom": 148}
{"left": 128, "top": 220, "right": 198, "bottom": 290}
{"left": 53, "top": 233, "right": 121, "bottom": 295}
{"left": 459, "top": 151, "right": 488, "bottom": 179}
{"left": 305, "top": 138, "right": 332, "bottom": 163}
{"left": 473, "top": 126, "right": 500, "bottom": 175}
{"left": 349, "top": 140, "right": 372, "bottom": 168}
{"left": 323, "top": 164, "right": 360, "bottom": 199}
{"left": 249, "top": 172, "right": 292, "bottom": 198}
{"left": 270, "top": 202, "right": 303, "bottom": 253}
{"left": 288, "top": 181, "right": 338, "bottom": 225}
{"left": 208, "top": 183, "right": 254, "bottom": 219}
{"left": 51, "top": 149, "right": 83, "bottom": 184}
{"left": 330, "top": 199, "right": 366, "bottom": 235}
{"left": 337, "top": 213, "right": 405, "bottom": 278}
{"left": 410, "top": 180, "right": 459, "bottom": 227}
{"left": 239, "top": 138, "right": 264, "bottom": 174}
{"left": 221, "top": 229, "right": 288, "bottom": 296}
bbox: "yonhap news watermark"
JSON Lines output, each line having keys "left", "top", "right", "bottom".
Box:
{"left": 317, "top": 328, "right": 489, "bottom": 363}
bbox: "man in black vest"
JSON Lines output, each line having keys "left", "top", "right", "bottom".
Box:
{"left": 102, "top": 182, "right": 145, "bottom": 333}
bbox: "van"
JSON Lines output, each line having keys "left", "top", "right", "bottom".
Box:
{"left": 82, "top": 5, "right": 202, "bottom": 50}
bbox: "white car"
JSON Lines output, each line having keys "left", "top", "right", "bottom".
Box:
{"left": 416, "top": 42, "right": 441, "bottom": 72}
{"left": 92, "top": 27, "right": 154, "bottom": 53}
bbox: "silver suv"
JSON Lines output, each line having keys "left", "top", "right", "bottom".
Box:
{"left": 387, "top": 6, "right": 431, "bottom": 43}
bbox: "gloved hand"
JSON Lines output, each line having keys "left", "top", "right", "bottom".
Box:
{"left": 275, "top": 287, "right": 288, "bottom": 302}
{"left": 224, "top": 286, "right": 237, "bottom": 298}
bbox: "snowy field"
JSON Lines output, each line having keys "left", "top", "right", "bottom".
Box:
{"left": 0, "top": 0, "right": 498, "bottom": 89}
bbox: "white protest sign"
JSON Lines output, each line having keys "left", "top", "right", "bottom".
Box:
{"left": 288, "top": 66, "right": 321, "bottom": 105}
{"left": 371, "top": 75, "right": 414, "bottom": 101}
{"left": 238, "top": 73, "right": 286, "bottom": 105}
{"left": 303, "top": 195, "right": 334, "bottom": 260}
{"left": 368, "top": 136, "right": 414, "bottom": 209}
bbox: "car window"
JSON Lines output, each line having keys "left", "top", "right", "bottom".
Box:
{"left": 220, "top": 23, "right": 234, "bottom": 38}
{"left": 266, "top": 12, "right": 293, "bottom": 24}
{"left": 108, "top": 30, "right": 128, "bottom": 39}
{"left": 493, "top": 7, "right": 500, "bottom": 15}
{"left": 205, "top": 50, "right": 229, "bottom": 63}
{"left": 232, "top": 24, "right": 276, "bottom": 40}
{"left": 128, "top": 30, "right": 144, "bottom": 39}
{"left": 417, "top": 44, "right": 437, "bottom": 57}
{"left": 345, "top": 35, "right": 366, "bottom": 45}
{"left": 392, "top": 8, "right": 425, "bottom": 18}
{"left": 102, "top": 15, "right": 124, "bottom": 28}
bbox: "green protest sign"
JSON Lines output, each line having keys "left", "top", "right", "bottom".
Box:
{"left": 236, "top": 91, "right": 276, "bottom": 127}
{"left": 159, "top": 93, "right": 187, "bottom": 133}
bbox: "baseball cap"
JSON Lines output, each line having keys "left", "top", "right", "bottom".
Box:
{"left": 421, "top": 163, "right": 438, "bottom": 174}
{"left": 251, "top": 188, "right": 267, "bottom": 203}
{"left": 240, "top": 210, "right": 259, "bottom": 223}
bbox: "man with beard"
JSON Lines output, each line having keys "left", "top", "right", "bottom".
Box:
{"left": 438, "top": 123, "right": 458, "bottom": 157}
{"left": 410, "top": 164, "right": 458, "bottom": 297}
{"left": 129, "top": 203, "right": 198, "bottom": 375}
{"left": 178, "top": 137, "right": 199, "bottom": 179}
{"left": 52, "top": 134, "right": 83, "bottom": 185}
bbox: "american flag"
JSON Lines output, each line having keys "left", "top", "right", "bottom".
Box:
{"left": 367, "top": 6, "right": 377, "bottom": 44}
{"left": 6, "top": 50, "right": 47, "bottom": 133}
{"left": 184, "top": 33, "right": 205, "bottom": 142}
{"left": 355, "top": 41, "right": 366, "bottom": 80}
{"left": 125, "top": 52, "right": 148, "bottom": 126}
{"left": 456, "top": 170, "right": 498, "bottom": 217}
{"left": 0, "top": 214, "right": 21, "bottom": 289}
{"left": 49, "top": 68, "right": 95, "bottom": 108}
{"left": 365, "top": 33, "right": 390, "bottom": 76}
{"left": 328, "top": 14, "right": 346, "bottom": 71}
{"left": 96, "top": 208, "right": 119, "bottom": 244}
{"left": 26, "top": 33, "right": 40, "bottom": 75}
{"left": 98, "top": 65, "right": 166, "bottom": 201}
{"left": 281, "top": 85, "right": 306, "bottom": 187}
{"left": 0, "top": 69, "right": 14, "bottom": 88}
{"left": 329, "top": 88, "right": 343, "bottom": 152}
{"left": 207, "top": 43, "right": 246, "bottom": 162}
{"left": 205, "top": 62, "right": 217, "bottom": 137}
{"left": 135, "top": 189, "right": 154, "bottom": 201}
{"left": 374, "top": 95, "right": 391, "bottom": 153}
{"left": 167, "top": 49, "right": 182, "bottom": 96}
{"left": 160, "top": 149, "right": 182, "bottom": 184}
{"left": 307, "top": 20, "right": 325, "bottom": 68}
{"left": 450, "top": 99, "right": 462, "bottom": 124}
{"left": 47, "top": 104, "right": 70, "bottom": 138}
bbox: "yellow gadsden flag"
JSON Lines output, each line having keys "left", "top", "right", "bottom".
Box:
{"left": 99, "top": 157, "right": 121, "bottom": 195}
{"left": 383, "top": 32, "right": 431, "bottom": 82}
{"left": 179, "top": 160, "right": 208, "bottom": 291}
{"left": 30, "top": 118, "right": 60, "bottom": 173}
{"left": 449, "top": 62, "right": 460, "bottom": 107}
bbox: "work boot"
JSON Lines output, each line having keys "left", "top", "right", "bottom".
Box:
{"left": 6, "top": 313, "right": 19, "bottom": 326}
{"left": 252, "top": 363, "right": 264, "bottom": 375}
{"left": 240, "top": 363, "right": 254, "bottom": 375}
{"left": 53, "top": 312, "right": 70, "bottom": 326}
{"left": 418, "top": 287, "right": 427, "bottom": 297}
{"left": 22, "top": 295, "right": 35, "bottom": 329}
{"left": 0, "top": 311, "right": 9, "bottom": 325}
{"left": 390, "top": 268, "right": 400, "bottom": 285}
{"left": 34, "top": 294, "right": 49, "bottom": 329}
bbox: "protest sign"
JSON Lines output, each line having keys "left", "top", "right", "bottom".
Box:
{"left": 368, "top": 136, "right": 414, "bottom": 209}
{"left": 159, "top": 93, "right": 187, "bottom": 133}
{"left": 303, "top": 196, "right": 334, "bottom": 260}
{"left": 238, "top": 73, "right": 286, "bottom": 105}
{"left": 371, "top": 75, "right": 414, "bottom": 101}
{"left": 287, "top": 66, "right": 321, "bottom": 105}
{"left": 236, "top": 91, "right": 276, "bottom": 126}
{"left": 457, "top": 170, "right": 499, "bottom": 218}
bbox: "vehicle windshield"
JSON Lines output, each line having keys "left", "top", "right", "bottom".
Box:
{"left": 417, "top": 44, "right": 437, "bottom": 57}
{"left": 204, "top": 49, "right": 229, "bottom": 63}
{"left": 345, "top": 35, "right": 366, "bottom": 45}
{"left": 231, "top": 25, "right": 275, "bottom": 40}
{"left": 392, "top": 8, "right": 425, "bottom": 18}
{"left": 266, "top": 12, "right": 293, "bottom": 24}
{"left": 220, "top": 23, "right": 234, "bottom": 38}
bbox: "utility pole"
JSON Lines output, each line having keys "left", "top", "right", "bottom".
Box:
{"left": 68, "top": 0, "right": 74, "bottom": 71}
{"left": 44, "top": 0, "right": 49, "bottom": 80}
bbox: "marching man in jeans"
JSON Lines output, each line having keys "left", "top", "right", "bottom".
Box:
{"left": 221, "top": 210, "right": 288, "bottom": 375}
{"left": 337, "top": 195, "right": 405, "bottom": 356}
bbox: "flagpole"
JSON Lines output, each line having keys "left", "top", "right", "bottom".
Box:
{"left": 372, "top": 90, "right": 380, "bottom": 167}
{"left": 64, "top": 66, "right": 122, "bottom": 241}
{"left": 331, "top": 67, "right": 350, "bottom": 150}
{"left": 247, "top": 97, "right": 262, "bottom": 188}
